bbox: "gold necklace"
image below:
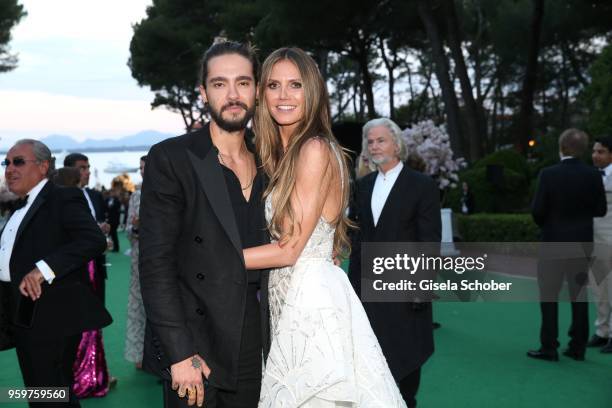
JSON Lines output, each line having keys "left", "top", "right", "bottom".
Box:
{"left": 217, "top": 151, "right": 255, "bottom": 191}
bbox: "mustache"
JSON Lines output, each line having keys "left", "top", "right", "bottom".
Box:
{"left": 221, "top": 101, "right": 248, "bottom": 113}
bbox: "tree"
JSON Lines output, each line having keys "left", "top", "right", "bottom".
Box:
{"left": 416, "top": 0, "right": 464, "bottom": 158}
{"left": 515, "top": 0, "right": 545, "bottom": 153}
{"left": 246, "top": 0, "right": 386, "bottom": 119}
{"left": 442, "top": 0, "right": 484, "bottom": 160}
{"left": 0, "top": 0, "right": 26, "bottom": 73}
{"left": 128, "top": 0, "right": 219, "bottom": 131}
{"left": 582, "top": 44, "right": 612, "bottom": 136}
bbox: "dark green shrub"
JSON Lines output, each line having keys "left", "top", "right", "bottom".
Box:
{"left": 474, "top": 148, "right": 530, "bottom": 179}
{"left": 445, "top": 166, "right": 530, "bottom": 213}
{"left": 456, "top": 213, "right": 540, "bottom": 242}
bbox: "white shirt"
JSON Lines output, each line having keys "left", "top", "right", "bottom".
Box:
{"left": 371, "top": 161, "right": 403, "bottom": 227}
{"left": 0, "top": 179, "right": 55, "bottom": 283}
{"left": 601, "top": 163, "right": 612, "bottom": 180}
{"left": 82, "top": 188, "right": 96, "bottom": 219}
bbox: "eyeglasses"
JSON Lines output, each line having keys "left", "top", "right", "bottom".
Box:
{"left": 1, "top": 158, "right": 40, "bottom": 167}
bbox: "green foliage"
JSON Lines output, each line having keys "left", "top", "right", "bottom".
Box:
{"left": 0, "top": 0, "right": 26, "bottom": 73}
{"left": 446, "top": 148, "right": 532, "bottom": 213}
{"left": 456, "top": 213, "right": 539, "bottom": 242}
{"left": 125, "top": 0, "right": 612, "bottom": 143}
{"left": 446, "top": 166, "right": 530, "bottom": 213}
{"left": 474, "top": 148, "right": 530, "bottom": 178}
{"left": 582, "top": 44, "right": 612, "bottom": 136}
{"left": 128, "top": 0, "right": 220, "bottom": 129}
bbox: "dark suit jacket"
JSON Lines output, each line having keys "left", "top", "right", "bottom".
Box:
{"left": 532, "top": 158, "right": 607, "bottom": 242}
{"left": 85, "top": 188, "right": 107, "bottom": 223}
{"left": 139, "top": 123, "right": 270, "bottom": 391}
{"left": 105, "top": 196, "right": 122, "bottom": 228}
{"left": 6, "top": 182, "right": 112, "bottom": 340}
{"left": 84, "top": 188, "right": 108, "bottom": 282}
{"left": 349, "top": 164, "right": 441, "bottom": 380}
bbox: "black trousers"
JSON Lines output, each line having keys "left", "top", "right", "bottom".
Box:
{"left": 15, "top": 332, "right": 82, "bottom": 408}
{"left": 163, "top": 285, "right": 262, "bottom": 408}
{"left": 93, "top": 256, "right": 107, "bottom": 304}
{"left": 537, "top": 258, "right": 589, "bottom": 352}
{"left": 109, "top": 225, "right": 119, "bottom": 252}
{"left": 399, "top": 368, "right": 422, "bottom": 408}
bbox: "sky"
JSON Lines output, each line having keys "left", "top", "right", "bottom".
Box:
{"left": 0, "top": 0, "right": 183, "bottom": 148}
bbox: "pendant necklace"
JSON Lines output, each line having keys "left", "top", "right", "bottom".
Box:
{"left": 217, "top": 150, "right": 255, "bottom": 191}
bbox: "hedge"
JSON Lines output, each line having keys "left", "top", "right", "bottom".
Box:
{"left": 446, "top": 166, "right": 531, "bottom": 213}
{"left": 455, "top": 213, "right": 540, "bottom": 242}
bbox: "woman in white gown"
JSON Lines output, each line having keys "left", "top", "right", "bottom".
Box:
{"left": 243, "top": 47, "right": 406, "bottom": 407}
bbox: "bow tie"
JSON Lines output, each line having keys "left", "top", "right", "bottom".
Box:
{"left": 600, "top": 170, "right": 606, "bottom": 177}
{"left": 13, "top": 195, "right": 29, "bottom": 210}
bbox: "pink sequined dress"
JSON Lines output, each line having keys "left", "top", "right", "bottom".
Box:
{"left": 72, "top": 260, "right": 110, "bottom": 398}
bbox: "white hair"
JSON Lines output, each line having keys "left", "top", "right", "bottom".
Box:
{"left": 360, "top": 118, "right": 408, "bottom": 165}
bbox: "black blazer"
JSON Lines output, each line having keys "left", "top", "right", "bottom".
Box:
{"left": 85, "top": 188, "right": 107, "bottom": 223}
{"left": 139, "top": 124, "right": 270, "bottom": 391}
{"left": 532, "top": 158, "right": 607, "bottom": 242}
{"left": 84, "top": 188, "right": 108, "bottom": 281}
{"left": 105, "top": 196, "right": 122, "bottom": 227}
{"left": 348, "top": 164, "right": 441, "bottom": 380}
{"left": 6, "top": 182, "right": 111, "bottom": 340}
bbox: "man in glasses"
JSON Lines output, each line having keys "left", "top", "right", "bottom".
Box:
{"left": 0, "top": 139, "right": 111, "bottom": 407}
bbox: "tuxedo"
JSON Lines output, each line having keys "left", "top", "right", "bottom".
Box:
{"left": 105, "top": 195, "right": 122, "bottom": 252}
{"left": 83, "top": 187, "right": 108, "bottom": 301}
{"left": 85, "top": 187, "right": 107, "bottom": 224}
{"left": 349, "top": 164, "right": 441, "bottom": 406}
{"left": 2, "top": 182, "right": 111, "bottom": 406}
{"left": 139, "top": 123, "right": 270, "bottom": 406}
{"left": 591, "top": 167, "right": 612, "bottom": 340}
{"left": 531, "top": 157, "right": 607, "bottom": 353}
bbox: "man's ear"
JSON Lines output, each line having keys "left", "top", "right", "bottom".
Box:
{"left": 199, "top": 85, "right": 207, "bottom": 104}
{"left": 39, "top": 160, "right": 50, "bottom": 177}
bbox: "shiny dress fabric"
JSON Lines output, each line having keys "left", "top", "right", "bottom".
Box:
{"left": 72, "top": 260, "right": 110, "bottom": 398}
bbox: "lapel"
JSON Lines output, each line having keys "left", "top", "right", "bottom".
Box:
{"left": 362, "top": 172, "right": 376, "bottom": 234}
{"left": 14, "top": 181, "right": 53, "bottom": 247}
{"left": 372, "top": 164, "right": 407, "bottom": 234}
{"left": 186, "top": 124, "right": 244, "bottom": 264}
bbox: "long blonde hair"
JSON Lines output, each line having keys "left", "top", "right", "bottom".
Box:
{"left": 254, "top": 47, "right": 353, "bottom": 257}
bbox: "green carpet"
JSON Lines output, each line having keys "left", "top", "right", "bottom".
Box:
{"left": 1, "top": 233, "right": 611, "bottom": 407}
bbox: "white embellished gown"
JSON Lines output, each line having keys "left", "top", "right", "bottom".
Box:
{"left": 259, "top": 195, "right": 406, "bottom": 407}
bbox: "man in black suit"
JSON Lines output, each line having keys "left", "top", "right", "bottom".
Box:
{"left": 63, "top": 153, "right": 110, "bottom": 302}
{"left": 0, "top": 139, "right": 111, "bottom": 407}
{"left": 529, "top": 128, "right": 607, "bottom": 362}
{"left": 140, "top": 41, "right": 269, "bottom": 408}
{"left": 349, "top": 118, "right": 441, "bottom": 408}
{"left": 105, "top": 186, "right": 122, "bottom": 253}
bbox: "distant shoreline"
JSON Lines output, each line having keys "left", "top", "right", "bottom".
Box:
{"left": 0, "top": 145, "right": 152, "bottom": 155}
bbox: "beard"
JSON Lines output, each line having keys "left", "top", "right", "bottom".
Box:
{"left": 208, "top": 101, "right": 255, "bottom": 132}
{"left": 370, "top": 154, "right": 392, "bottom": 166}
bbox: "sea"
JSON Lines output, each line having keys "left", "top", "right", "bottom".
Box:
{"left": 54, "top": 149, "right": 150, "bottom": 189}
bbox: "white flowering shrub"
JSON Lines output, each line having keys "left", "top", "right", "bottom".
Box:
{"left": 401, "top": 120, "right": 466, "bottom": 190}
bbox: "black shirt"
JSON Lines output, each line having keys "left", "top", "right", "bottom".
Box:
{"left": 221, "top": 164, "right": 266, "bottom": 285}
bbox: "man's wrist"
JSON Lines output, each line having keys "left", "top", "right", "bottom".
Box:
{"left": 34, "top": 261, "right": 55, "bottom": 284}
